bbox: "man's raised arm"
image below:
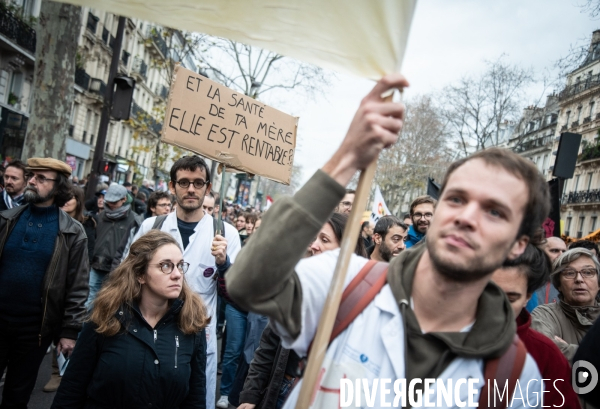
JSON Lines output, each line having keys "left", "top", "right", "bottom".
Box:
{"left": 226, "top": 74, "right": 408, "bottom": 338}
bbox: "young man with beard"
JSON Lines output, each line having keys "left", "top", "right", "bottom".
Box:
{"left": 0, "top": 158, "right": 89, "bottom": 408}
{"left": 0, "top": 159, "right": 28, "bottom": 211}
{"left": 227, "top": 74, "right": 546, "bottom": 407}
{"left": 370, "top": 215, "right": 407, "bottom": 262}
{"left": 125, "top": 155, "right": 242, "bottom": 409}
{"left": 405, "top": 195, "right": 436, "bottom": 248}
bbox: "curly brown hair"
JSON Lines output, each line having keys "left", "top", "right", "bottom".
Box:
{"left": 89, "top": 230, "right": 210, "bottom": 336}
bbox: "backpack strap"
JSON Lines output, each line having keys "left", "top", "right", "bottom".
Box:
{"left": 303, "top": 260, "right": 388, "bottom": 363}
{"left": 329, "top": 260, "right": 389, "bottom": 342}
{"left": 478, "top": 335, "right": 527, "bottom": 408}
{"left": 151, "top": 214, "right": 168, "bottom": 230}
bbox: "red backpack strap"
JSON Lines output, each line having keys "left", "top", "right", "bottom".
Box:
{"left": 329, "top": 260, "right": 389, "bottom": 342}
{"left": 479, "top": 335, "right": 527, "bottom": 408}
{"left": 304, "top": 260, "right": 388, "bottom": 361}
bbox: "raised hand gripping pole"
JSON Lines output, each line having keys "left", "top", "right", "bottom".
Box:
{"left": 294, "top": 92, "right": 398, "bottom": 409}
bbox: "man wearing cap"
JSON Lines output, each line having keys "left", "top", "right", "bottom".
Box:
{"left": 87, "top": 183, "right": 142, "bottom": 307}
{"left": 0, "top": 158, "right": 89, "bottom": 408}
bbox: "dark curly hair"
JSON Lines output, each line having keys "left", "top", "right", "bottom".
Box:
{"left": 52, "top": 173, "right": 73, "bottom": 208}
{"left": 503, "top": 242, "right": 551, "bottom": 294}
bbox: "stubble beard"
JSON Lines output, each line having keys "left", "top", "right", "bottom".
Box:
{"left": 176, "top": 192, "right": 203, "bottom": 214}
{"left": 378, "top": 241, "right": 394, "bottom": 262}
{"left": 23, "top": 186, "right": 54, "bottom": 204}
{"left": 426, "top": 234, "right": 507, "bottom": 283}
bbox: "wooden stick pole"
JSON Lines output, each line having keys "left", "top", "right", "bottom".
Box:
{"left": 216, "top": 164, "right": 226, "bottom": 235}
{"left": 294, "top": 92, "right": 396, "bottom": 409}
{"left": 294, "top": 160, "right": 377, "bottom": 409}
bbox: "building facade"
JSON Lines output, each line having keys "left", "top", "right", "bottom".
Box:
{"left": 509, "top": 95, "right": 559, "bottom": 179}
{"left": 554, "top": 30, "right": 600, "bottom": 238}
{"left": 0, "top": 0, "right": 38, "bottom": 162}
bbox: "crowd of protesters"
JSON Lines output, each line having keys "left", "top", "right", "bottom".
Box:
{"left": 0, "top": 74, "right": 598, "bottom": 409}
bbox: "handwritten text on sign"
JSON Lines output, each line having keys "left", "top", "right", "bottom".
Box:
{"left": 162, "top": 65, "right": 298, "bottom": 185}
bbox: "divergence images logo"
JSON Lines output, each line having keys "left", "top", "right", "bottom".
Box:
{"left": 572, "top": 360, "right": 598, "bottom": 395}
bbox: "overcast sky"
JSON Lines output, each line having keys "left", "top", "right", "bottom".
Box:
{"left": 270, "top": 0, "right": 599, "bottom": 187}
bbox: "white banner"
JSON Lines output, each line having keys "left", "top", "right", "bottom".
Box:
{"left": 57, "top": 0, "right": 416, "bottom": 80}
{"left": 371, "top": 186, "right": 391, "bottom": 224}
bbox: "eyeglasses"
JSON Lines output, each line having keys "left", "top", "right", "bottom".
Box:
{"left": 29, "top": 174, "right": 57, "bottom": 184}
{"left": 175, "top": 179, "right": 208, "bottom": 189}
{"left": 339, "top": 201, "right": 352, "bottom": 209}
{"left": 561, "top": 268, "right": 598, "bottom": 280}
{"left": 151, "top": 261, "right": 190, "bottom": 274}
{"left": 156, "top": 203, "right": 172, "bottom": 208}
{"left": 413, "top": 212, "right": 433, "bottom": 220}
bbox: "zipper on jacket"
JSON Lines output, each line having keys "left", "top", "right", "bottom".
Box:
{"left": 154, "top": 329, "right": 157, "bottom": 343}
{"left": 39, "top": 234, "right": 62, "bottom": 346}
{"left": 174, "top": 336, "right": 179, "bottom": 369}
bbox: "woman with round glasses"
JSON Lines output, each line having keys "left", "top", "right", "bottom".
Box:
{"left": 52, "top": 230, "right": 210, "bottom": 409}
{"left": 531, "top": 248, "right": 600, "bottom": 361}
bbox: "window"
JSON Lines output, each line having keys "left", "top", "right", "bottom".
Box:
{"left": 566, "top": 111, "right": 571, "bottom": 126}
{"left": 84, "top": 110, "right": 92, "bottom": 143}
{"left": 591, "top": 216, "right": 597, "bottom": 234}
{"left": 577, "top": 106, "right": 583, "bottom": 122}
{"left": 591, "top": 101, "right": 596, "bottom": 117}
{"left": 566, "top": 217, "right": 572, "bottom": 235}
{"left": 588, "top": 172, "right": 594, "bottom": 191}
{"left": 578, "top": 216, "right": 586, "bottom": 238}
{"left": 575, "top": 174, "right": 581, "bottom": 192}
{"left": 0, "top": 70, "right": 9, "bottom": 103}
{"left": 543, "top": 154, "right": 549, "bottom": 172}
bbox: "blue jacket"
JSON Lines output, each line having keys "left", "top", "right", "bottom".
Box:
{"left": 52, "top": 299, "right": 206, "bottom": 409}
{"left": 405, "top": 224, "right": 425, "bottom": 248}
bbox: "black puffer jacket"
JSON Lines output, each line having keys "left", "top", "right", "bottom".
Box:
{"left": 0, "top": 205, "right": 89, "bottom": 340}
{"left": 52, "top": 300, "right": 207, "bottom": 409}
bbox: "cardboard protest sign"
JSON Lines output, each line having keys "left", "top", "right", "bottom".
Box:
{"left": 162, "top": 65, "right": 298, "bottom": 185}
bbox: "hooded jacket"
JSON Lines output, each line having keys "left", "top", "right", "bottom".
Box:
{"left": 51, "top": 300, "right": 207, "bottom": 409}
{"left": 516, "top": 309, "right": 580, "bottom": 409}
{"left": 405, "top": 224, "right": 424, "bottom": 248}
{"left": 0, "top": 204, "right": 89, "bottom": 340}
{"left": 227, "top": 170, "right": 541, "bottom": 407}
{"left": 91, "top": 207, "right": 141, "bottom": 272}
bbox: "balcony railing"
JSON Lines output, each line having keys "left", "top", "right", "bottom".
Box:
{"left": 0, "top": 7, "right": 36, "bottom": 53}
{"left": 579, "top": 142, "right": 600, "bottom": 162}
{"left": 572, "top": 120, "right": 580, "bottom": 128}
{"left": 131, "top": 102, "right": 162, "bottom": 134}
{"left": 559, "top": 74, "right": 600, "bottom": 100}
{"left": 121, "top": 50, "right": 130, "bottom": 66}
{"left": 86, "top": 12, "right": 98, "bottom": 34}
{"left": 74, "top": 67, "right": 90, "bottom": 90}
{"left": 512, "top": 135, "right": 553, "bottom": 153}
{"left": 561, "top": 125, "right": 567, "bottom": 131}
{"left": 584, "top": 116, "right": 592, "bottom": 124}
{"left": 90, "top": 78, "right": 106, "bottom": 96}
{"left": 151, "top": 30, "right": 168, "bottom": 58}
{"left": 562, "top": 190, "right": 600, "bottom": 205}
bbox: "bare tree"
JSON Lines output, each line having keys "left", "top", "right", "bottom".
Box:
{"left": 373, "top": 94, "right": 455, "bottom": 215}
{"left": 439, "top": 57, "right": 534, "bottom": 156}
{"left": 22, "top": 0, "right": 81, "bottom": 159}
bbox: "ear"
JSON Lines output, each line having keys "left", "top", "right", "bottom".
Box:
{"left": 138, "top": 275, "right": 146, "bottom": 285}
{"left": 506, "top": 235, "right": 529, "bottom": 261}
{"left": 205, "top": 183, "right": 212, "bottom": 196}
{"left": 373, "top": 233, "right": 382, "bottom": 245}
{"left": 169, "top": 181, "right": 176, "bottom": 195}
{"left": 525, "top": 292, "right": 533, "bottom": 304}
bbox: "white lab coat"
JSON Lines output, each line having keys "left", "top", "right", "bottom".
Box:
{"left": 132, "top": 211, "right": 242, "bottom": 409}
{"left": 275, "top": 250, "right": 544, "bottom": 409}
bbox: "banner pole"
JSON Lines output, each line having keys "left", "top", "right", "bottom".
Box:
{"left": 294, "top": 92, "right": 396, "bottom": 409}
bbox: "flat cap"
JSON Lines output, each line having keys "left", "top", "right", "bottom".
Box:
{"left": 27, "top": 158, "right": 72, "bottom": 177}
{"left": 105, "top": 183, "right": 128, "bottom": 203}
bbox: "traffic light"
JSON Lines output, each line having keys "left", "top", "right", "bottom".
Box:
{"left": 111, "top": 75, "right": 136, "bottom": 120}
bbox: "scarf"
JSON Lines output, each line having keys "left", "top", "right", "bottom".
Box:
{"left": 103, "top": 203, "right": 131, "bottom": 220}
{"left": 3, "top": 190, "right": 24, "bottom": 209}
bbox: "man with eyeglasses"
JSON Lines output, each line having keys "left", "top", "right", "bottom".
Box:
{"left": 148, "top": 191, "right": 172, "bottom": 217}
{"left": 124, "top": 155, "right": 242, "bottom": 409}
{"left": 88, "top": 183, "right": 143, "bottom": 308}
{"left": 0, "top": 158, "right": 89, "bottom": 408}
{"left": 334, "top": 189, "right": 355, "bottom": 214}
{"left": 405, "top": 195, "right": 436, "bottom": 248}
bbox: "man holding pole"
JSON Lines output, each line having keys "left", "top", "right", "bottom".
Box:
{"left": 227, "top": 74, "right": 545, "bottom": 407}
{"left": 124, "top": 155, "right": 241, "bottom": 409}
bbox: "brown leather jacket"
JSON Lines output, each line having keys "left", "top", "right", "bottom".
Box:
{"left": 0, "top": 205, "right": 89, "bottom": 340}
